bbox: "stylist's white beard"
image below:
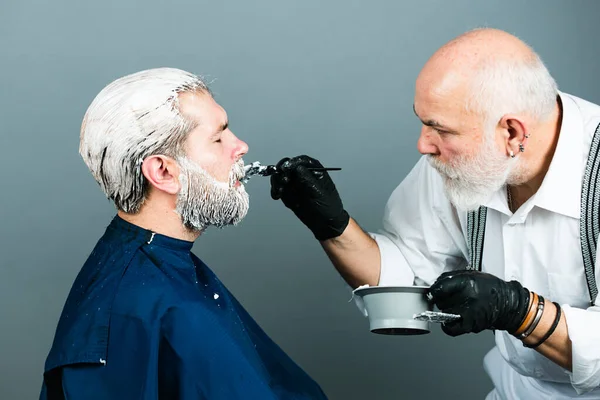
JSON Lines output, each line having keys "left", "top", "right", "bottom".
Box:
{"left": 428, "top": 133, "right": 522, "bottom": 211}
{"left": 175, "top": 157, "right": 249, "bottom": 232}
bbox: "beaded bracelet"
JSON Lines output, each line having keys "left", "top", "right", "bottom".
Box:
{"left": 524, "top": 302, "right": 562, "bottom": 349}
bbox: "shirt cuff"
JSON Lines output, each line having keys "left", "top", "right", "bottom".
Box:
{"left": 562, "top": 304, "right": 600, "bottom": 394}
{"left": 345, "top": 233, "right": 415, "bottom": 317}
{"left": 369, "top": 232, "right": 415, "bottom": 286}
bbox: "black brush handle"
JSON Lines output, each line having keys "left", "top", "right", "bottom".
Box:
{"left": 260, "top": 166, "right": 341, "bottom": 176}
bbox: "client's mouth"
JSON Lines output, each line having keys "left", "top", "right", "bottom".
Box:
{"left": 230, "top": 171, "right": 245, "bottom": 188}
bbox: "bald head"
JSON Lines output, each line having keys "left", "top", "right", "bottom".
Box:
{"left": 419, "top": 29, "right": 539, "bottom": 104}
{"left": 415, "top": 28, "right": 557, "bottom": 134}
{"left": 431, "top": 28, "right": 535, "bottom": 71}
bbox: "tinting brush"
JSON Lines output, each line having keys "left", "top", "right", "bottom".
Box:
{"left": 242, "top": 161, "right": 341, "bottom": 183}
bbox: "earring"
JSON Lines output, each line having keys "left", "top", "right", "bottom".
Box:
{"left": 519, "top": 143, "right": 525, "bottom": 152}
{"left": 509, "top": 150, "right": 515, "bottom": 158}
{"left": 525, "top": 134, "right": 530, "bottom": 139}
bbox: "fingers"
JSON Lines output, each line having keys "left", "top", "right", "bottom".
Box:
{"left": 278, "top": 155, "right": 323, "bottom": 173}
{"left": 297, "top": 155, "right": 324, "bottom": 169}
{"left": 271, "top": 157, "right": 291, "bottom": 200}
{"left": 271, "top": 155, "right": 330, "bottom": 201}
{"left": 441, "top": 320, "right": 468, "bottom": 337}
{"left": 270, "top": 174, "right": 284, "bottom": 200}
{"left": 430, "top": 271, "right": 468, "bottom": 301}
{"left": 429, "top": 270, "right": 482, "bottom": 312}
{"left": 294, "top": 164, "right": 323, "bottom": 188}
{"left": 275, "top": 157, "right": 291, "bottom": 170}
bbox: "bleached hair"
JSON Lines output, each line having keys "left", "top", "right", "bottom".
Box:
{"left": 79, "top": 67, "right": 210, "bottom": 213}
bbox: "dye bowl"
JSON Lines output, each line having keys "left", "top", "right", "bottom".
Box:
{"left": 352, "top": 285, "right": 433, "bottom": 335}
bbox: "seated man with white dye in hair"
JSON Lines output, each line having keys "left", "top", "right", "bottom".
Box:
{"left": 40, "top": 68, "right": 327, "bottom": 400}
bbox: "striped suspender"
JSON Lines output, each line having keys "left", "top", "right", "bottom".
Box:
{"left": 466, "top": 207, "right": 487, "bottom": 272}
{"left": 465, "top": 123, "right": 600, "bottom": 306}
{"left": 579, "top": 123, "right": 600, "bottom": 306}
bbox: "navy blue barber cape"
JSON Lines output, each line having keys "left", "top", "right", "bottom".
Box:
{"left": 41, "top": 215, "right": 327, "bottom": 399}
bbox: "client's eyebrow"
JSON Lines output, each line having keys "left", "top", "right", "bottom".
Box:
{"left": 210, "top": 121, "right": 229, "bottom": 139}
{"left": 218, "top": 121, "right": 228, "bottom": 132}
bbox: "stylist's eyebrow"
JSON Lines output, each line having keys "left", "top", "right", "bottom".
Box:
{"left": 413, "top": 104, "right": 452, "bottom": 130}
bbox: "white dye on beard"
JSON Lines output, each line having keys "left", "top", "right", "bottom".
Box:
{"left": 175, "top": 157, "right": 249, "bottom": 232}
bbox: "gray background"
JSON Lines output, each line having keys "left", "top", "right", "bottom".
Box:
{"left": 1, "top": 0, "right": 600, "bottom": 399}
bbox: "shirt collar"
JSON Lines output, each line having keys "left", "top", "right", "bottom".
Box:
{"left": 483, "top": 91, "right": 584, "bottom": 219}
{"left": 527, "top": 91, "right": 583, "bottom": 219}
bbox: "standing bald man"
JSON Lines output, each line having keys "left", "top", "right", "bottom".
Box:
{"left": 270, "top": 28, "right": 600, "bottom": 398}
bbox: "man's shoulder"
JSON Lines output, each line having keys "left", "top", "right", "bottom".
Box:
{"left": 77, "top": 230, "right": 231, "bottom": 324}
{"left": 111, "top": 251, "right": 198, "bottom": 315}
{"left": 561, "top": 91, "right": 600, "bottom": 122}
{"left": 561, "top": 91, "right": 600, "bottom": 108}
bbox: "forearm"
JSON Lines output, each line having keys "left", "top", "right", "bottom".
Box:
{"left": 320, "top": 218, "right": 381, "bottom": 288}
{"left": 519, "top": 295, "right": 572, "bottom": 371}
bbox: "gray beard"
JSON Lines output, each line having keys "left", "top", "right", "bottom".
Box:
{"left": 175, "top": 157, "right": 249, "bottom": 232}
{"left": 427, "top": 135, "right": 519, "bottom": 212}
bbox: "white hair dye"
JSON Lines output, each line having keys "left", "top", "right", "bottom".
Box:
{"left": 241, "top": 161, "right": 270, "bottom": 183}
{"left": 79, "top": 68, "right": 210, "bottom": 213}
{"left": 175, "top": 156, "right": 249, "bottom": 232}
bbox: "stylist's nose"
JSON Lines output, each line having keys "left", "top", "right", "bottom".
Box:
{"left": 417, "top": 126, "right": 439, "bottom": 155}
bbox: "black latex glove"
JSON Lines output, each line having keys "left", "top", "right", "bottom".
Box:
{"left": 270, "top": 155, "right": 350, "bottom": 241}
{"left": 429, "top": 270, "right": 531, "bottom": 336}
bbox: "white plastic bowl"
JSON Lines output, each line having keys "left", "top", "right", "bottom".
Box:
{"left": 352, "top": 285, "right": 433, "bottom": 335}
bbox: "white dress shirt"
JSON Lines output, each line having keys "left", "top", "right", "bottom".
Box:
{"left": 357, "top": 91, "right": 600, "bottom": 398}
